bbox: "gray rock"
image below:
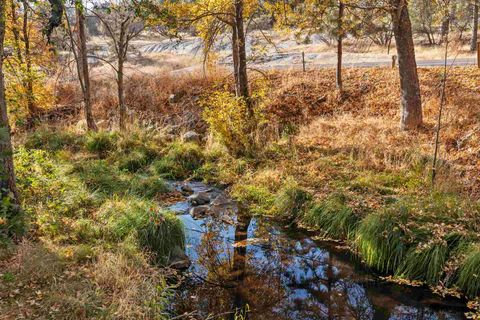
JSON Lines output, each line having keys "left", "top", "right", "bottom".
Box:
{"left": 189, "top": 205, "right": 210, "bottom": 218}
{"left": 211, "top": 194, "right": 230, "bottom": 206}
{"left": 168, "top": 246, "right": 191, "bottom": 270}
{"left": 180, "top": 183, "right": 194, "bottom": 195}
{"left": 188, "top": 191, "right": 210, "bottom": 205}
{"left": 182, "top": 131, "right": 201, "bottom": 144}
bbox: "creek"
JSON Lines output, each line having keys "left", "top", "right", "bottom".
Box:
{"left": 168, "top": 182, "right": 467, "bottom": 320}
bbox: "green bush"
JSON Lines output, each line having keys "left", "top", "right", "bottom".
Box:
{"left": 303, "top": 193, "right": 358, "bottom": 239}
{"left": 85, "top": 131, "right": 118, "bottom": 156}
{"left": 0, "top": 196, "right": 26, "bottom": 242}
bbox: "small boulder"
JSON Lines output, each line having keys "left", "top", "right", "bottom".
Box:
{"left": 168, "top": 246, "right": 191, "bottom": 270}
{"left": 188, "top": 192, "right": 210, "bottom": 206}
{"left": 180, "top": 183, "right": 194, "bottom": 195}
{"left": 182, "top": 131, "right": 201, "bottom": 144}
{"left": 189, "top": 205, "right": 210, "bottom": 219}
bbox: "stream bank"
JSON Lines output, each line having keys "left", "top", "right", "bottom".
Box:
{"left": 168, "top": 181, "right": 468, "bottom": 320}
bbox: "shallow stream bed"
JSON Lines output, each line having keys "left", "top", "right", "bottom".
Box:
{"left": 168, "top": 182, "right": 467, "bottom": 320}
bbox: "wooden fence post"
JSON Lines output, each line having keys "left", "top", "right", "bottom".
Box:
{"left": 392, "top": 55, "right": 397, "bottom": 68}
{"left": 302, "top": 52, "right": 306, "bottom": 72}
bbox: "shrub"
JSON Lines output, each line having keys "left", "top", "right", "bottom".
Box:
{"left": 85, "top": 131, "right": 117, "bottom": 156}
{"left": 201, "top": 91, "right": 260, "bottom": 156}
{"left": 0, "top": 196, "right": 26, "bottom": 242}
{"left": 303, "top": 193, "right": 358, "bottom": 239}
{"left": 355, "top": 206, "right": 409, "bottom": 273}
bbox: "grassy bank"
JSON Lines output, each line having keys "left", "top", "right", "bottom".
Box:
{"left": 195, "top": 67, "right": 480, "bottom": 303}
{"left": 2, "top": 66, "right": 480, "bottom": 318}
{"left": 0, "top": 128, "right": 206, "bottom": 319}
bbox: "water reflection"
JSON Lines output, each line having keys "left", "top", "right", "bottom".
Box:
{"left": 170, "top": 183, "right": 466, "bottom": 320}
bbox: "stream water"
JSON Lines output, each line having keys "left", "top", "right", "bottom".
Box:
{"left": 168, "top": 182, "right": 468, "bottom": 320}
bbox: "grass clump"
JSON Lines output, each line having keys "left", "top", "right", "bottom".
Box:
{"left": 396, "top": 241, "right": 449, "bottom": 285}
{"left": 456, "top": 243, "right": 480, "bottom": 298}
{"left": 274, "top": 180, "right": 312, "bottom": 221}
{"left": 231, "top": 184, "right": 276, "bottom": 215}
{"left": 73, "top": 160, "right": 129, "bottom": 196}
{"left": 85, "top": 131, "right": 118, "bottom": 156}
{"left": 153, "top": 141, "right": 204, "bottom": 179}
{"left": 137, "top": 210, "right": 185, "bottom": 265}
{"left": 303, "top": 193, "right": 358, "bottom": 239}
{"left": 25, "top": 127, "right": 81, "bottom": 151}
{"left": 355, "top": 206, "right": 409, "bottom": 273}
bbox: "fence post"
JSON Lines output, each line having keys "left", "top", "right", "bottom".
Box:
{"left": 302, "top": 51, "right": 306, "bottom": 72}
{"left": 392, "top": 55, "right": 397, "bottom": 68}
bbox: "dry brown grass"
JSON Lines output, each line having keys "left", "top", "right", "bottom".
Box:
{"left": 273, "top": 67, "right": 480, "bottom": 198}
{"left": 0, "top": 241, "right": 171, "bottom": 320}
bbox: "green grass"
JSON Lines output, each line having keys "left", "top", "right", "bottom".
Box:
{"left": 137, "top": 210, "right": 185, "bottom": 265}
{"left": 24, "top": 127, "right": 82, "bottom": 151}
{"left": 85, "top": 131, "right": 118, "bottom": 156}
{"left": 231, "top": 184, "right": 276, "bottom": 215}
{"left": 303, "top": 193, "right": 358, "bottom": 239}
{"left": 153, "top": 141, "right": 204, "bottom": 179}
{"left": 274, "top": 181, "right": 312, "bottom": 221}
{"left": 396, "top": 241, "right": 449, "bottom": 285}
{"left": 456, "top": 243, "right": 480, "bottom": 298}
{"left": 355, "top": 206, "right": 409, "bottom": 273}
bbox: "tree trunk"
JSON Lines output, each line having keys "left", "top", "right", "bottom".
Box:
{"left": 231, "top": 26, "right": 239, "bottom": 96}
{"left": 390, "top": 0, "right": 423, "bottom": 130}
{"left": 76, "top": 5, "right": 97, "bottom": 131}
{"left": 118, "top": 58, "right": 125, "bottom": 131}
{"left": 336, "top": 0, "right": 344, "bottom": 91}
{"left": 471, "top": 0, "right": 479, "bottom": 52}
{"left": 0, "top": 0, "right": 20, "bottom": 204}
{"left": 22, "top": 0, "right": 36, "bottom": 116}
{"left": 233, "top": 0, "right": 249, "bottom": 107}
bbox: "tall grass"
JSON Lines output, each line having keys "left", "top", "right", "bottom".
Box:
{"left": 456, "top": 244, "right": 480, "bottom": 298}
{"left": 303, "top": 193, "right": 358, "bottom": 239}
{"left": 355, "top": 206, "right": 409, "bottom": 273}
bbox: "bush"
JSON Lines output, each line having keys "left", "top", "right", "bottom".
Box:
{"left": 303, "top": 193, "right": 358, "bottom": 239}
{"left": 201, "top": 91, "right": 261, "bottom": 156}
{"left": 85, "top": 131, "right": 117, "bottom": 156}
{"left": 0, "top": 196, "right": 25, "bottom": 242}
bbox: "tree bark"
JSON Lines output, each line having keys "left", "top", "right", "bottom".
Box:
{"left": 471, "top": 0, "right": 479, "bottom": 52}
{"left": 118, "top": 57, "right": 125, "bottom": 131}
{"left": 22, "top": 0, "right": 36, "bottom": 116}
{"left": 76, "top": 5, "right": 97, "bottom": 131}
{"left": 0, "top": 0, "right": 20, "bottom": 204}
{"left": 336, "top": 0, "right": 344, "bottom": 91}
{"left": 233, "top": 0, "right": 250, "bottom": 108}
{"left": 231, "top": 26, "right": 240, "bottom": 96}
{"left": 390, "top": 0, "right": 423, "bottom": 130}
